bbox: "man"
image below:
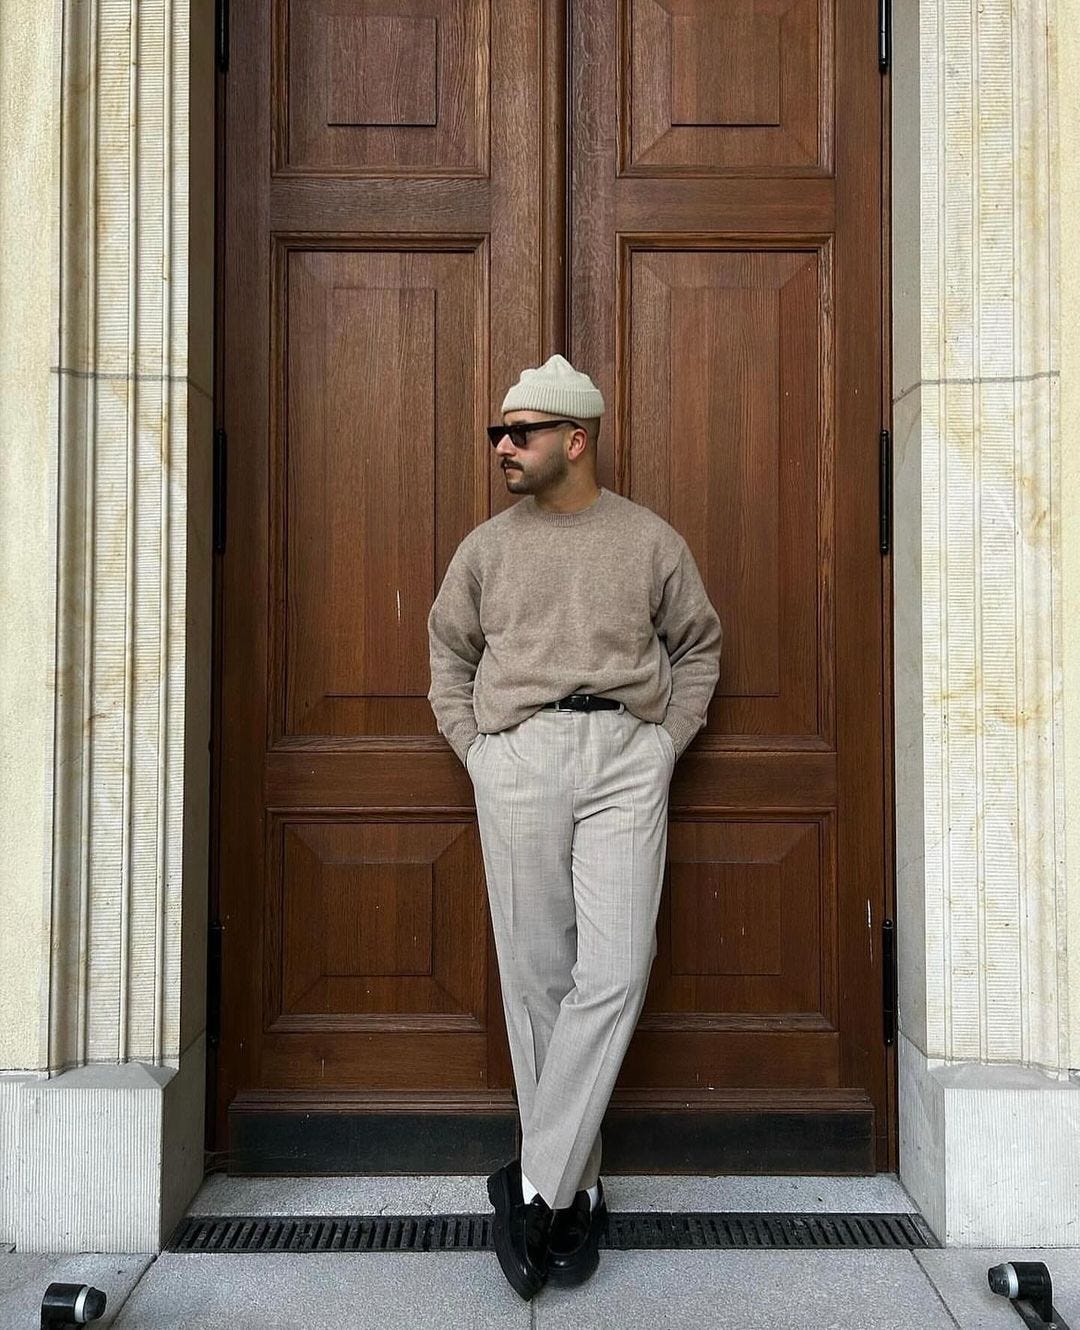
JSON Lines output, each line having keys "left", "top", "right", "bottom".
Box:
{"left": 426, "top": 354, "right": 723, "bottom": 1299}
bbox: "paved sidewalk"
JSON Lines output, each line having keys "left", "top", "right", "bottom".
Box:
{"left": 3, "top": 1177, "right": 1078, "bottom": 1329}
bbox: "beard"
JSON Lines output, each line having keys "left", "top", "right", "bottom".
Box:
{"left": 502, "top": 452, "right": 568, "bottom": 492}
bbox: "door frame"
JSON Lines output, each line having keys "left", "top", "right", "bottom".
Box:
{"left": 202, "top": 2, "right": 898, "bottom": 1173}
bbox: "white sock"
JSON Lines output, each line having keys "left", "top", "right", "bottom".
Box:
{"left": 587, "top": 1183, "right": 600, "bottom": 1211}
{"left": 520, "top": 1170, "right": 539, "bottom": 1204}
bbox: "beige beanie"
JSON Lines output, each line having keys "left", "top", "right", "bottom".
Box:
{"left": 500, "top": 354, "right": 605, "bottom": 419}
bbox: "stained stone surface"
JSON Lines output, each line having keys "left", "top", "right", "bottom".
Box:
{"left": 0, "top": 1253, "right": 153, "bottom": 1329}
{"left": 6, "top": 1243, "right": 1079, "bottom": 1329}
{"left": 185, "top": 1172, "right": 917, "bottom": 1219}
{"left": 185, "top": 1173, "right": 493, "bottom": 1218}
{"left": 534, "top": 1250, "right": 957, "bottom": 1330}
{"left": 914, "top": 1248, "right": 1080, "bottom": 1330}
{"left": 601, "top": 1174, "right": 917, "bottom": 1214}
{"left": 108, "top": 1253, "right": 529, "bottom": 1330}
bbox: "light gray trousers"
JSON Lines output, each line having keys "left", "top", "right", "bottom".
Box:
{"left": 466, "top": 704, "right": 675, "bottom": 1210}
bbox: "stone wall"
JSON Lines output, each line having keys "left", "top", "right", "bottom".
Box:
{"left": 0, "top": 0, "right": 214, "bottom": 1251}
{"left": 893, "top": 0, "right": 1080, "bottom": 1244}
{"left": 0, "top": 0, "right": 57, "bottom": 1080}
{"left": 1059, "top": 0, "right": 1080, "bottom": 1080}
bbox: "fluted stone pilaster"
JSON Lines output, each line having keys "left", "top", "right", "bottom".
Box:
{"left": 50, "top": 0, "right": 206, "bottom": 1072}
{"left": 893, "top": 0, "right": 1076, "bottom": 1244}
{"left": 0, "top": 0, "right": 212, "bottom": 1251}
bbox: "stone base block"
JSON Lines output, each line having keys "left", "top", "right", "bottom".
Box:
{"left": 900, "top": 1032, "right": 1080, "bottom": 1246}
{"left": 0, "top": 1037, "right": 204, "bottom": 1253}
{"left": 0, "top": 1074, "right": 39, "bottom": 1245}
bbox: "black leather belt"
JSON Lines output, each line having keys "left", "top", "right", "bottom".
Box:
{"left": 542, "top": 693, "right": 621, "bottom": 712}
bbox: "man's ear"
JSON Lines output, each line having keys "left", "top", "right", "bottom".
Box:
{"left": 569, "top": 427, "right": 589, "bottom": 460}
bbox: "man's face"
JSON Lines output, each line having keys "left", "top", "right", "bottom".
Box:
{"left": 494, "top": 411, "right": 576, "bottom": 495}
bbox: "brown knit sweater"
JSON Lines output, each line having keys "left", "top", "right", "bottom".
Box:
{"left": 427, "top": 487, "right": 723, "bottom": 765}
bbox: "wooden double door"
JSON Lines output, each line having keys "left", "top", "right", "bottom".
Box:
{"left": 214, "top": 0, "right": 892, "bottom": 1172}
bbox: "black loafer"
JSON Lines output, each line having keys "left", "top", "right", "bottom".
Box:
{"left": 546, "top": 1179, "right": 607, "bottom": 1287}
{"left": 486, "top": 1160, "right": 554, "bottom": 1300}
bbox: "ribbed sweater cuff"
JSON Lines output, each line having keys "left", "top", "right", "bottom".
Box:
{"left": 444, "top": 724, "right": 479, "bottom": 766}
{"left": 662, "top": 706, "right": 701, "bottom": 759}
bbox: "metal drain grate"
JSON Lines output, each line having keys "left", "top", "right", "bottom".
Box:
{"left": 607, "top": 1213, "right": 938, "bottom": 1250}
{"left": 167, "top": 1211, "right": 938, "bottom": 1254}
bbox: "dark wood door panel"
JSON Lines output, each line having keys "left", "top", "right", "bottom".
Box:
{"left": 265, "top": 818, "right": 488, "bottom": 1031}
{"left": 267, "top": 178, "right": 493, "bottom": 232}
{"left": 214, "top": 0, "right": 890, "bottom": 1169}
{"left": 279, "top": 0, "right": 490, "bottom": 175}
{"left": 622, "top": 0, "right": 832, "bottom": 175}
{"left": 617, "top": 1030, "right": 842, "bottom": 1088}
{"left": 260, "top": 1033, "right": 490, "bottom": 1088}
{"left": 571, "top": 0, "right": 888, "bottom": 1161}
{"left": 217, "top": 0, "right": 548, "bottom": 1148}
{"left": 623, "top": 241, "right": 831, "bottom": 740}
{"left": 264, "top": 748, "right": 838, "bottom": 805}
{"left": 647, "top": 818, "right": 834, "bottom": 1021}
{"left": 276, "top": 243, "right": 486, "bottom": 739}
{"left": 612, "top": 178, "right": 837, "bottom": 231}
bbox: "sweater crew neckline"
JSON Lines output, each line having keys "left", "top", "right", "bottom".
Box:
{"left": 522, "top": 487, "right": 609, "bottom": 526}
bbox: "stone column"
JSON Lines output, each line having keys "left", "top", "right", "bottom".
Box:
{"left": 893, "top": 0, "right": 1077, "bottom": 1244}
{"left": 0, "top": 0, "right": 214, "bottom": 1251}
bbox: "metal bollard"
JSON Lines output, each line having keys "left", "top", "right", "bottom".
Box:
{"left": 40, "top": 1282, "right": 107, "bottom": 1329}
{"left": 988, "top": 1262, "right": 1071, "bottom": 1330}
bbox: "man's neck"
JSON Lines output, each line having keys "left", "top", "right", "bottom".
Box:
{"left": 532, "top": 482, "right": 603, "bottom": 515}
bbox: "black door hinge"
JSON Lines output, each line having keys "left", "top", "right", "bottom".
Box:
{"left": 879, "top": 0, "right": 891, "bottom": 72}
{"left": 216, "top": 0, "right": 229, "bottom": 73}
{"left": 879, "top": 429, "right": 892, "bottom": 555}
{"left": 207, "top": 919, "right": 224, "bottom": 1047}
{"left": 882, "top": 919, "right": 897, "bottom": 1045}
{"left": 213, "top": 428, "right": 227, "bottom": 554}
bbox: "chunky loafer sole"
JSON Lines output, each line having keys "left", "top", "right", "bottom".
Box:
{"left": 546, "top": 1199, "right": 607, "bottom": 1288}
{"left": 487, "top": 1165, "right": 548, "bottom": 1301}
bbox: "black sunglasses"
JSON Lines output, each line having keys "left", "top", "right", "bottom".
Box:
{"left": 486, "top": 419, "right": 582, "bottom": 449}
